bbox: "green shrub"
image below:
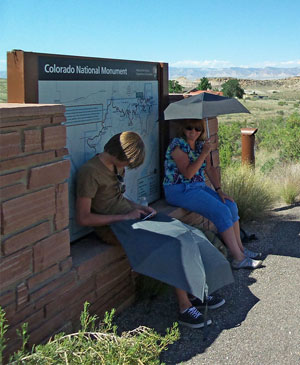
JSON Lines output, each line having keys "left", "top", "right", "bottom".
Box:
{"left": 1, "top": 303, "right": 180, "bottom": 365}
{"left": 278, "top": 101, "right": 287, "bottom": 106}
{"left": 260, "top": 158, "right": 276, "bottom": 174}
{"left": 221, "top": 165, "right": 275, "bottom": 222}
{"left": 271, "top": 163, "right": 300, "bottom": 205}
{"left": 281, "top": 184, "right": 299, "bottom": 205}
{"left": 294, "top": 102, "right": 299, "bottom": 108}
{"left": 218, "top": 121, "right": 245, "bottom": 168}
{"left": 258, "top": 113, "right": 300, "bottom": 163}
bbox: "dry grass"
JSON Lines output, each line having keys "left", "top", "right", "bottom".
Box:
{"left": 0, "top": 79, "right": 7, "bottom": 103}
{"left": 270, "top": 163, "right": 300, "bottom": 204}
{"left": 221, "top": 165, "right": 275, "bottom": 222}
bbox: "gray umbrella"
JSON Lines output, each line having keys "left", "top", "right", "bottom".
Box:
{"left": 111, "top": 212, "right": 234, "bottom": 301}
{"left": 164, "top": 92, "right": 250, "bottom": 137}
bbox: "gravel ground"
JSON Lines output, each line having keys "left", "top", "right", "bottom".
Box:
{"left": 115, "top": 203, "right": 300, "bottom": 365}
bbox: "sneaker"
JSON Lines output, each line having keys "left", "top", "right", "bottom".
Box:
{"left": 232, "top": 257, "right": 263, "bottom": 270}
{"left": 244, "top": 248, "right": 262, "bottom": 259}
{"left": 178, "top": 306, "right": 212, "bottom": 328}
{"left": 190, "top": 294, "right": 225, "bottom": 310}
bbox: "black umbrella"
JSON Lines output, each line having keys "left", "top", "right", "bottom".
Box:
{"left": 111, "top": 212, "right": 234, "bottom": 300}
{"left": 164, "top": 92, "right": 250, "bottom": 137}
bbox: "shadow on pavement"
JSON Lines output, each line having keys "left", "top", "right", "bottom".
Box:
{"left": 115, "top": 205, "right": 299, "bottom": 364}
{"left": 115, "top": 266, "right": 260, "bottom": 364}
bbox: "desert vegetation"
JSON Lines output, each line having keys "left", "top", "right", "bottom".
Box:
{"left": 0, "top": 79, "right": 7, "bottom": 103}
{"left": 0, "top": 304, "right": 179, "bottom": 364}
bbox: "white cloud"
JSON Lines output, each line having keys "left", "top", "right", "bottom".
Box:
{"left": 254, "top": 60, "right": 300, "bottom": 68}
{"left": 169, "top": 59, "right": 300, "bottom": 69}
{"left": 169, "top": 60, "right": 233, "bottom": 68}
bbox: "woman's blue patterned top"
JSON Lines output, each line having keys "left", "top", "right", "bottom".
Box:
{"left": 163, "top": 137, "right": 206, "bottom": 185}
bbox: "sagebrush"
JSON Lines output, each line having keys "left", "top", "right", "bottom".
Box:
{"left": 1, "top": 303, "right": 180, "bottom": 365}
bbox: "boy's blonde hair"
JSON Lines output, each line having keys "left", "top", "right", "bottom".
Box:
{"left": 104, "top": 132, "right": 145, "bottom": 168}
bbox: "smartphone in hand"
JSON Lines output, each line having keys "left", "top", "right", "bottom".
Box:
{"left": 141, "top": 212, "right": 155, "bottom": 221}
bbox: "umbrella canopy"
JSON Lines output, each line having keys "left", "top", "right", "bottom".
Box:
{"left": 110, "top": 212, "right": 234, "bottom": 301}
{"left": 164, "top": 92, "right": 250, "bottom": 121}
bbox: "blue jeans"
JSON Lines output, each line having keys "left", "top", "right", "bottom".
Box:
{"left": 164, "top": 182, "right": 239, "bottom": 233}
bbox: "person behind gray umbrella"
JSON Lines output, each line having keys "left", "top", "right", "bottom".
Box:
{"left": 163, "top": 119, "right": 263, "bottom": 270}
{"left": 76, "top": 131, "right": 232, "bottom": 329}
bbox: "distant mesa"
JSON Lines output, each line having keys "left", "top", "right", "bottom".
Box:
{"left": 169, "top": 67, "right": 300, "bottom": 81}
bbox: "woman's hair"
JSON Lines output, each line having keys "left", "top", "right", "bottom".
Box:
{"left": 104, "top": 131, "right": 145, "bottom": 169}
{"left": 176, "top": 119, "right": 206, "bottom": 141}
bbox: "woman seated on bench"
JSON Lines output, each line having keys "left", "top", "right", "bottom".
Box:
{"left": 76, "top": 131, "right": 229, "bottom": 329}
{"left": 163, "top": 119, "right": 263, "bottom": 270}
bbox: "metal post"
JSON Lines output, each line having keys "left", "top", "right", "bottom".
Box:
{"left": 241, "top": 128, "right": 258, "bottom": 166}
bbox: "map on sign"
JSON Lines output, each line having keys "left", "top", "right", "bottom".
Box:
{"left": 39, "top": 80, "right": 160, "bottom": 241}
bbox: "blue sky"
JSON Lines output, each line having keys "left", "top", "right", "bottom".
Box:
{"left": 1, "top": 0, "right": 300, "bottom": 73}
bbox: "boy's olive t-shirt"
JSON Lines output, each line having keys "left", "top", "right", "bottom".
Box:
{"left": 76, "top": 155, "right": 133, "bottom": 237}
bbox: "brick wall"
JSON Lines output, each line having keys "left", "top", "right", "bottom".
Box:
{"left": 0, "top": 101, "right": 220, "bottom": 358}
{"left": 0, "top": 104, "right": 135, "bottom": 358}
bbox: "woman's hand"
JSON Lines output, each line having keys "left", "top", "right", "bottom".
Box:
{"left": 202, "top": 138, "right": 213, "bottom": 156}
{"left": 217, "top": 189, "right": 235, "bottom": 204}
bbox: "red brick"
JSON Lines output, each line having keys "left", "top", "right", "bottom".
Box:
{"left": 4, "top": 325, "right": 23, "bottom": 359}
{"left": 208, "top": 220, "right": 217, "bottom": 232}
{"left": 27, "top": 264, "right": 59, "bottom": 290}
{"left": 28, "top": 160, "right": 70, "bottom": 189}
{"left": 28, "top": 311, "right": 70, "bottom": 346}
{"left": 59, "top": 256, "right": 73, "bottom": 273}
{"left": 16, "top": 282, "right": 28, "bottom": 308}
{"left": 5, "top": 303, "right": 41, "bottom": 327}
{"left": 0, "top": 151, "right": 56, "bottom": 172}
{"left": 24, "top": 129, "right": 42, "bottom": 152}
{"left": 211, "top": 150, "right": 220, "bottom": 167}
{"left": 75, "top": 246, "right": 125, "bottom": 281}
{"left": 67, "top": 292, "right": 96, "bottom": 327}
{"left": 0, "top": 205, "right": 2, "bottom": 237}
{"left": 43, "top": 125, "right": 66, "bottom": 150}
{"left": 1, "top": 187, "right": 55, "bottom": 235}
{"left": 92, "top": 276, "right": 134, "bottom": 316}
{"left": 31, "top": 270, "right": 76, "bottom": 308}
{"left": 55, "top": 148, "right": 69, "bottom": 157}
{"left": 204, "top": 118, "right": 218, "bottom": 137}
{"left": 2, "top": 221, "right": 51, "bottom": 255}
{"left": 211, "top": 134, "right": 219, "bottom": 151}
{"left": 0, "top": 170, "right": 26, "bottom": 188}
{"left": 55, "top": 182, "right": 69, "bottom": 230}
{"left": 0, "top": 103, "right": 65, "bottom": 119}
{"left": 95, "top": 269, "right": 131, "bottom": 300}
{"left": 45, "top": 279, "right": 96, "bottom": 318}
{"left": 181, "top": 212, "right": 204, "bottom": 226}
{"left": 52, "top": 114, "right": 66, "bottom": 124}
{"left": 0, "top": 183, "right": 26, "bottom": 201}
{"left": 95, "top": 259, "right": 131, "bottom": 287}
{"left": 0, "top": 248, "right": 32, "bottom": 289}
{"left": 0, "top": 116, "right": 52, "bottom": 129}
{"left": 33, "top": 229, "right": 70, "bottom": 272}
{"left": 0, "top": 132, "right": 21, "bottom": 158}
{"left": 0, "top": 290, "right": 15, "bottom": 307}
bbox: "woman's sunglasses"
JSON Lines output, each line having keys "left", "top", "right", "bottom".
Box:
{"left": 114, "top": 166, "right": 126, "bottom": 193}
{"left": 184, "top": 126, "right": 202, "bottom": 132}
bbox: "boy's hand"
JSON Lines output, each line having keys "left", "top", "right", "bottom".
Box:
{"left": 125, "top": 209, "right": 145, "bottom": 220}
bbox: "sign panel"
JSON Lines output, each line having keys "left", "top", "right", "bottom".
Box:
{"left": 38, "top": 56, "right": 160, "bottom": 241}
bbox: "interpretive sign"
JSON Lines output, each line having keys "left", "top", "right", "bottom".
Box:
{"left": 7, "top": 51, "right": 168, "bottom": 241}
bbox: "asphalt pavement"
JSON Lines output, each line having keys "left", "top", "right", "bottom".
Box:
{"left": 115, "top": 203, "right": 300, "bottom": 365}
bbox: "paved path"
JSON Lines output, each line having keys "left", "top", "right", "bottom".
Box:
{"left": 115, "top": 204, "right": 300, "bottom": 365}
